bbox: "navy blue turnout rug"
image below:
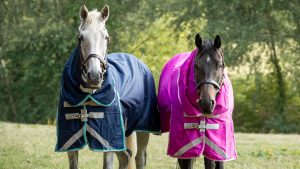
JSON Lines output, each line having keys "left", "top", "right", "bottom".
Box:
{"left": 55, "top": 47, "right": 160, "bottom": 152}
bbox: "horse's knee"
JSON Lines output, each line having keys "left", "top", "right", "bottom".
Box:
{"left": 178, "top": 158, "right": 194, "bottom": 169}
{"left": 103, "top": 152, "right": 114, "bottom": 169}
{"left": 204, "top": 157, "right": 216, "bottom": 169}
{"left": 126, "top": 132, "right": 137, "bottom": 169}
{"left": 204, "top": 158, "right": 224, "bottom": 169}
{"left": 116, "top": 150, "right": 131, "bottom": 169}
{"left": 67, "top": 151, "right": 78, "bottom": 169}
{"left": 215, "top": 161, "right": 224, "bottom": 169}
{"left": 135, "top": 149, "right": 147, "bottom": 169}
{"left": 135, "top": 132, "right": 149, "bottom": 168}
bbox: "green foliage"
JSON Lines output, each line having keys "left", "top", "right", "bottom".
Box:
{"left": 0, "top": 0, "right": 299, "bottom": 133}
{"left": 149, "top": 0, "right": 300, "bottom": 133}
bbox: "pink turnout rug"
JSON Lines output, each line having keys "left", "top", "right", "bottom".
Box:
{"left": 158, "top": 49, "right": 237, "bottom": 161}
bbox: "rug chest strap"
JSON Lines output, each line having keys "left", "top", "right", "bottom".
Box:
{"left": 65, "top": 111, "right": 104, "bottom": 121}
{"left": 184, "top": 121, "right": 219, "bottom": 132}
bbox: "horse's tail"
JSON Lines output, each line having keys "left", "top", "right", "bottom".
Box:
{"left": 126, "top": 132, "right": 137, "bottom": 169}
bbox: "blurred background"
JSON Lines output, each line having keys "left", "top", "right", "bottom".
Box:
{"left": 0, "top": 0, "right": 299, "bottom": 133}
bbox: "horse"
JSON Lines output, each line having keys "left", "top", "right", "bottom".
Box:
{"left": 158, "top": 34, "right": 237, "bottom": 169}
{"left": 55, "top": 5, "right": 160, "bottom": 169}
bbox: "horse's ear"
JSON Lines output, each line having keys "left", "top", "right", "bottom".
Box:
{"left": 214, "top": 35, "right": 221, "bottom": 49}
{"left": 195, "top": 33, "right": 202, "bottom": 49}
{"left": 100, "top": 5, "right": 109, "bottom": 22}
{"left": 80, "top": 5, "right": 88, "bottom": 21}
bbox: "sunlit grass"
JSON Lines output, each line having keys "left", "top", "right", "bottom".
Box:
{"left": 0, "top": 122, "right": 299, "bottom": 169}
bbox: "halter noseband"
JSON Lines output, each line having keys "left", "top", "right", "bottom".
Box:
{"left": 197, "top": 79, "right": 221, "bottom": 90}
{"left": 81, "top": 53, "right": 107, "bottom": 73}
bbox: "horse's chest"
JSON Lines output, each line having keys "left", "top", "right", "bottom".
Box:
{"left": 55, "top": 96, "right": 126, "bottom": 152}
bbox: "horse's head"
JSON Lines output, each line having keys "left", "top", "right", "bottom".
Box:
{"left": 78, "top": 5, "right": 110, "bottom": 89}
{"left": 194, "top": 34, "right": 225, "bottom": 114}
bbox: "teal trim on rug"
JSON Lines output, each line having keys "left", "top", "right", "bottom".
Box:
{"left": 55, "top": 105, "right": 87, "bottom": 152}
{"left": 74, "top": 94, "right": 92, "bottom": 107}
{"left": 90, "top": 93, "right": 116, "bottom": 107}
{"left": 82, "top": 105, "right": 88, "bottom": 144}
{"left": 88, "top": 79, "right": 126, "bottom": 152}
{"left": 55, "top": 145, "right": 87, "bottom": 152}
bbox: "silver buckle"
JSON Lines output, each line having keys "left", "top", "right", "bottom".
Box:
{"left": 80, "top": 109, "right": 88, "bottom": 122}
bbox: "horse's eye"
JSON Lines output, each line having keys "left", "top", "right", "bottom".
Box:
{"left": 105, "top": 36, "right": 110, "bottom": 43}
{"left": 78, "top": 35, "right": 84, "bottom": 41}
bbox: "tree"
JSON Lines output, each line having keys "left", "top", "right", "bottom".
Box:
{"left": 144, "top": 0, "right": 300, "bottom": 132}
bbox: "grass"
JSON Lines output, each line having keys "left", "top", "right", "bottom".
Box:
{"left": 0, "top": 122, "right": 299, "bottom": 169}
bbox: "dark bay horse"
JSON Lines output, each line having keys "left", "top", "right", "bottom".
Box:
{"left": 158, "top": 34, "right": 236, "bottom": 169}
{"left": 55, "top": 5, "right": 160, "bottom": 169}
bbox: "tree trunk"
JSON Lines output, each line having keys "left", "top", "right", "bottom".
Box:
{"left": 0, "top": 60, "right": 17, "bottom": 119}
{"left": 265, "top": 2, "right": 286, "bottom": 119}
{"left": 268, "top": 33, "right": 286, "bottom": 118}
{"left": 0, "top": 1, "right": 17, "bottom": 119}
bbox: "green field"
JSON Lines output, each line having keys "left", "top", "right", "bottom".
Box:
{"left": 0, "top": 122, "right": 299, "bottom": 169}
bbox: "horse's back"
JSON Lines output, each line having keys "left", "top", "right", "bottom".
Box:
{"left": 107, "top": 53, "right": 160, "bottom": 136}
{"left": 107, "top": 53, "right": 154, "bottom": 107}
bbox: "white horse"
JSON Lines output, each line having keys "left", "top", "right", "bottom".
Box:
{"left": 61, "top": 4, "right": 158, "bottom": 169}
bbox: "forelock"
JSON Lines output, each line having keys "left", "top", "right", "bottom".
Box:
{"left": 202, "top": 41, "right": 223, "bottom": 60}
{"left": 79, "top": 10, "right": 105, "bottom": 31}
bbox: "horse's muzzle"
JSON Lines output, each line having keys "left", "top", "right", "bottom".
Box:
{"left": 198, "top": 99, "right": 215, "bottom": 114}
{"left": 87, "top": 72, "right": 102, "bottom": 85}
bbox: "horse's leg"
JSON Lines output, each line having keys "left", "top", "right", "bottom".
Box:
{"left": 116, "top": 150, "right": 131, "bottom": 169}
{"left": 103, "top": 152, "right": 114, "bottom": 169}
{"left": 127, "top": 132, "right": 137, "bottom": 169}
{"left": 204, "top": 157, "right": 215, "bottom": 169}
{"left": 67, "top": 151, "right": 78, "bottom": 169}
{"left": 178, "top": 158, "right": 194, "bottom": 169}
{"left": 215, "top": 161, "right": 224, "bottom": 169}
{"left": 135, "top": 132, "right": 149, "bottom": 169}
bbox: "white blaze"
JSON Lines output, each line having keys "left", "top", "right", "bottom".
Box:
{"left": 206, "top": 56, "right": 211, "bottom": 63}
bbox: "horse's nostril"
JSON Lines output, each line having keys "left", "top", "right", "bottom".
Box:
{"left": 199, "top": 99, "right": 215, "bottom": 114}
{"left": 87, "top": 72, "right": 100, "bottom": 83}
{"left": 199, "top": 100, "right": 212, "bottom": 107}
{"left": 87, "top": 72, "right": 91, "bottom": 80}
{"left": 199, "top": 100, "right": 206, "bottom": 108}
{"left": 210, "top": 100, "right": 215, "bottom": 109}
